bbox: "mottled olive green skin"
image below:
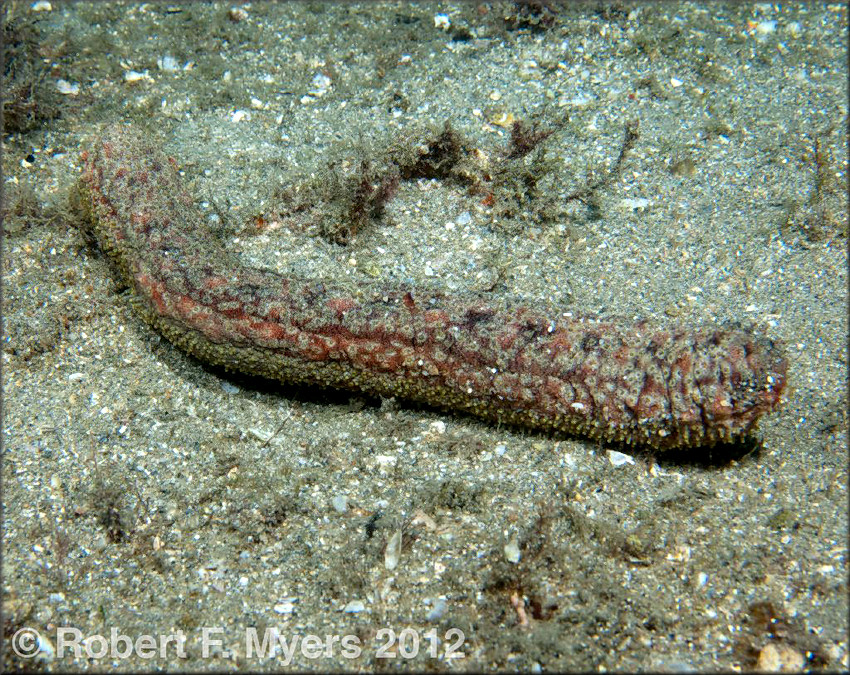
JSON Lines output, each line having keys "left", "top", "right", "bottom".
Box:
{"left": 77, "top": 125, "right": 787, "bottom": 450}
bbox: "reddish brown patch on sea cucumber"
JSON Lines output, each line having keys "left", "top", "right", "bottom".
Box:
{"left": 77, "top": 125, "right": 788, "bottom": 450}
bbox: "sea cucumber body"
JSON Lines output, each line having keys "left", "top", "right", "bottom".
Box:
{"left": 77, "top": 126, "right": 787, "bottom": 450}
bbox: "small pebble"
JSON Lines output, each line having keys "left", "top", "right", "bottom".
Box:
{"left": 308, "top": 73, "right": 332, "bottom": 98}
{"left": 429, "top": 420, "right": 446, "bottom": 435}
{"left": 374, "top": 455, "right": 397, "bottom": 470}
{"left": 157, "top": 55, "right": 179, "bottom": 71}
{"left": 228, "top": 6, "right": 248, "bottom": 22}
{"left": 756, "top": 642, "right": 804, "bottom": 672}
{"left": 385, "top": 529, "right": 402, "bottom": 570}
{"left": 331, "top": 494, "right": 348, "bottom": 513}
{"left": 504, "top": 537, "right": 521, "bottom": 564}
{"left": 425, "top": 597, "right": 447, "bottom": 621}
{"left": 56, "top": 79, "right": 79, "bottom": 95}
{"left": 607, "top": 450, "right": 635, "bottom": 467}
{"left": 34, "top": 634, "right": 55, "bottom": 662}
{"left": 434, "top": 13, "right": 450, "bottom": 30}
{"left": 248, "top": 427, "right": 273, "bottom": 443}
{"left": 562, "top": 93, "right": 593, "bottom": 107}
{"left": 274, "top": 599, "right": 296, "bottom": 614}
{"left": 124, "top": 70, "right": 152, "bottom": 84}
{"left": 619, "top": 197, "right": 651, "bottom": 211}
{"left": 755, "top": 20, "right": 777, "bottom": 36}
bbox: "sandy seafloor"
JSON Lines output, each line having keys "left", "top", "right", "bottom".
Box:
{"left": 2, "top": 1, "right": 847, "bottom": 671}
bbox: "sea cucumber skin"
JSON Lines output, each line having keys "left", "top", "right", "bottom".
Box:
{"left": 77, "top": 125, "right": 787, "bottom": 450}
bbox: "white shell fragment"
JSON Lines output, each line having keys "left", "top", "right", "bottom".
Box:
{"left": 56, "top": 79, "right": 80, "bottom": 95}
{"left": 504, "top": 536, "right": 521, "bottom": 564}
{"left": 124, "top": 70, "right": 153, "bottom": 84}
{"left": 607, "top": 450, "right": 635, "bottom": 467}
{"left": 157, "top": 55, "right": 179, "bottom": 71}
{"left": 385, "top": 529, "right": 402, "bottom": 570}
{"left": 434, "top": 13, "right": 450, "bottom": 30}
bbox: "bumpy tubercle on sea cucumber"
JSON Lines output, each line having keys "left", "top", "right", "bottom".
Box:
{"left": 75, "top": 125, "right": 787, "bottom": 451}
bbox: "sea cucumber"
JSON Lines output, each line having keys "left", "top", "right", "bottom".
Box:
{"left": 76, "top": 125, "right": 787, "bottom": 450}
